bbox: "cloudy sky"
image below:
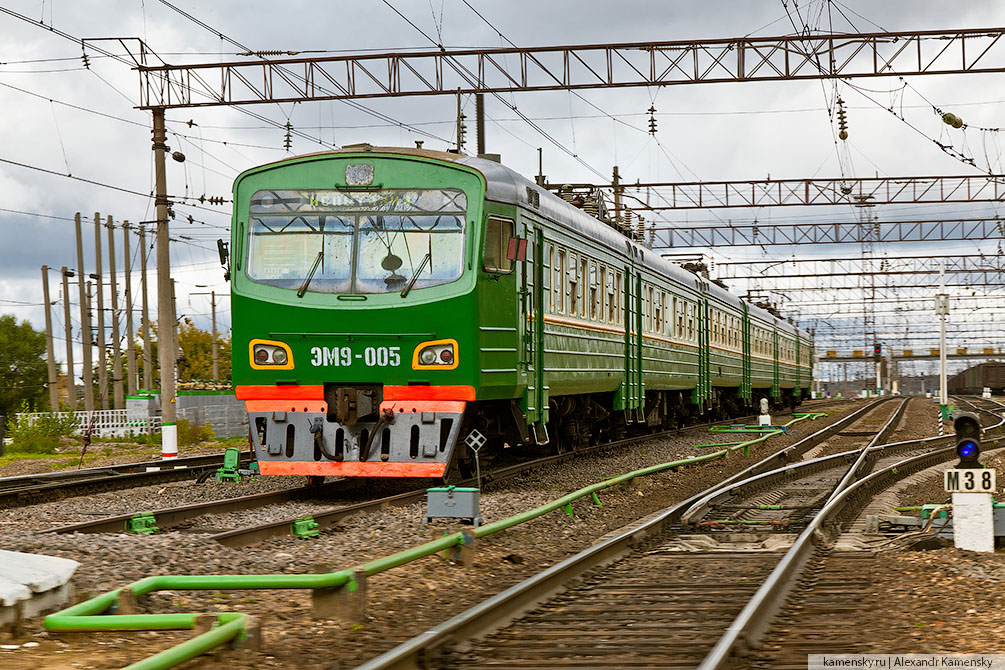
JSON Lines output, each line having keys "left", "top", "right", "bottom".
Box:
{"left": 2, "top": 0, "right": 1004, "bottom": 384}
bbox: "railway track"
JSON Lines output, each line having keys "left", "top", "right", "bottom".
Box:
{"left": 0, "top": 451, "right": 253, "bottom": 508}
{"left": 354, "top": 396, "right": 992, "bottom": 670}
{"left": 39, "top": 409, "right": 784, "bottom": 543}
{"left": 39, "top": 400, "right": 866, "bottom": 543}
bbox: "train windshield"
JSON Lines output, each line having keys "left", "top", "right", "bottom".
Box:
{"left": 246, "top": 188, "right": 467, "bottom": 295}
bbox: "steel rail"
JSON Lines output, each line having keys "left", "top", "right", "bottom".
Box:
{"left": 352, "top": 399, "right": 894, "bottom": 670}
{"left": 207, "top": 411, "right": 763, "bottom": 547}
{"left": 40, "top": 479, "right": 358, "bottom": 535}
{"left": 823, "top": 396, "right": 911, "bottom": 504}
{"left": 38, "top": 411, "right": 766, "bottom": 542}
{"left": 0, "top": 451, "right": 253, "bottom": 508}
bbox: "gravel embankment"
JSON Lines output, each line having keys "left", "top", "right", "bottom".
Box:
{"left": 1, "top": 398, "right": 880, "bottom": 669}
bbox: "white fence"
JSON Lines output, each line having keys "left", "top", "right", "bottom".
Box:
{"left": 15, "top": 410, "right": 162, "bottom": 438}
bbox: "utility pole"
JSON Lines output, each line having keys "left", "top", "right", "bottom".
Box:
{"left": 140, "top": 225, "right": 153, "bottom": 391}
{"left": 75, "top": 213, "right": 94, "bottom": 411}
{"left": 123, "top": 222, "right": 137, "bottom": 396}
{"left": 936, "top": 261, "right": 949, "bottom": 422}
{"left": 41, "top": 266, "right": 59, "bottom": 411}
{"left": 61, "top": 267, "right": 75, "bottom": 410}
{"left": 153, "top": 109, "right": 178, "bottom": 459}
{"left": 107, "top": 216, "right": 123, "bottom": 409}
{"left": 93, "top": 212, "right": 108, "bottom": 410}
{"left": 210, "top": 291, "right": 218, "bottom": 380}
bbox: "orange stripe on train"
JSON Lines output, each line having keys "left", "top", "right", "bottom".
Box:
{"left": 258, "top": 460, "right": 447, "bottom": 478}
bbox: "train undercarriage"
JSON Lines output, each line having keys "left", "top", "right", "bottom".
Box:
{"left": 244, "top": 384, "right": 803, "bottom": 481}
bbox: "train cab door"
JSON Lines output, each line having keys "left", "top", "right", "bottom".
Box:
{"left": 771, "top": 328, "right": 780, "bottom": 400}
{"left": 741, "top": 304, "right": 752, "bottom": 404}
{"left": 517, "top": 219, "right": 547, "bottom": 440}
{"left": 623, "top": 260, "right": 643, "bottom": 422}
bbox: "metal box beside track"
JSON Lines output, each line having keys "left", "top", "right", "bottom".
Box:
{"left": 424, "top": 486, "right": 482, "bottom": 526}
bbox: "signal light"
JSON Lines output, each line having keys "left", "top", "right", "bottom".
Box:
{"left": 954, "top": 411, "right": 982, "bottom": 468}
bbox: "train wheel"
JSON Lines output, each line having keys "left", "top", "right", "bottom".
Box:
{"left": 306, "top": 475, "right": 326, "bottom": 487}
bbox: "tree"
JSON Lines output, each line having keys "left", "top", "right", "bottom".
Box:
{"left": 177, "top": 318, "right": 232, "bottom": 383}
{"left": 0, "top": 314, "right": 49, "bottom": 415}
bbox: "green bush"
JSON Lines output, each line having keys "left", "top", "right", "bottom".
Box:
{"left": 5, "top": 400, "right": 77, "bottom": 453}
{"left": 12, "top": 433, "right": 59, "bottom": 454}
{"left": 176, "top": 419, "right": 215, "bottom": 446}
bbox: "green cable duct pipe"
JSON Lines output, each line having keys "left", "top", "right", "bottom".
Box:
{"left": 44, "top": 411, "right": 825, "bottom": 670}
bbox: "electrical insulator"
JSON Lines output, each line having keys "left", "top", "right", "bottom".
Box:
{"left": 283, "top": 121, "right": 293, "bottom": 151}
{"left": 458, "top": 113, "right": 467, "bottom": 151}
{"left": 943, "top": 112, "right": 964, "bottom": 129}
{"left": 648, "top": 106, "right": 657, "bottom": 135}
{"left": 836, "top": 98, "right": 849, "bottom": 141}
{"left": 81, "top": 52, "right": 90, "bottom": 69}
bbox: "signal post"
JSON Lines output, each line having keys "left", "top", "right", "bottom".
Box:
{"left": 944, "top": 412, "right": 994, "bottom": 553}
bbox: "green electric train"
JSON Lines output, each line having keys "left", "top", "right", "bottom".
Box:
{"left": 230, "top": 145, "right": 813, "bottom": 479}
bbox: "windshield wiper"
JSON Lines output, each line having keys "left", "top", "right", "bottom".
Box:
{"left": 297, "top": 250, "right": 324, "bottom": 298}
{"left": 400, "top": 253, "right": 431, "bottom": 298}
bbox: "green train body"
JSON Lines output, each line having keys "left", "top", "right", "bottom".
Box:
{"left": 230, "top": 146, "right": 813, "bottom": 478}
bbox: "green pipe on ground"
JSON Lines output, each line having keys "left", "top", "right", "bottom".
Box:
{"left": 46, "top": 614, "right": 199, "bottom": 632}
{"left": 124, "top": 613, "right": 247, "bottom": 670}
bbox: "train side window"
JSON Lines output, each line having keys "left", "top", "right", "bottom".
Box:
{"left": 568, "top": 253, "right": 578, "bottom": 316}
{"left": 483, "top": 216, "right": 514, "bottom": 273}
{"left": 580, "top": 258, "right": 589, "bottom": 317}
{"left": 605, "top": 268, "right": 615, "bottom": 323}
{"left": 594, "top": 265, "right": 603, "bottom": 321}
{"left": 589, "top": 261, "right": 598, "bottom": 320}
{"left": 676, "top": 299, "right": 683, "bottom": 338}
{"left": 656, "top": 290, "right": 663, "bottom": 334}
{"left": 556, "top": 248, "right": 566, "bottom": 314}
{"left": 611, "top": 271, "right": 619, "bottom": 325}
{"left": 546, "top": 245, "right": 553, "bottom": 312}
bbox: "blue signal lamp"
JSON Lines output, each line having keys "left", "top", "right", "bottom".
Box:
{"left": 958, "top": 440, "right": 979, "bottom": 460}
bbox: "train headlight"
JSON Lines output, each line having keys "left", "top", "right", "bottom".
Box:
{"left": 412, "top": 339, "right": 458, "bottom": 370}
{"left": 249, "top": 339, "right": 294, "bottom": 370}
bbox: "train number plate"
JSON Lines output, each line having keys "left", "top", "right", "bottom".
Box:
{"left": 309, "top": 345, "right": 401, "bottom": 368}
{"left": 944, "top": 468, "right": 996, "bottom": 493}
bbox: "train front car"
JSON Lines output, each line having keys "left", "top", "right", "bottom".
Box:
{"left": 231, "top": 148, "right": 483, "bottom": 478}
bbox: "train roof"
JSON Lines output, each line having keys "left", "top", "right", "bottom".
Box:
{"left": 245, "top": 146, "right": 811, "bottom": 341}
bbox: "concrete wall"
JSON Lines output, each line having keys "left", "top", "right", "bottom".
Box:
{"left": 126, "top": 391, "right": 249, "bottom": 439}
{"left": 177, "top": 392, "right": 248, "bottom": 439}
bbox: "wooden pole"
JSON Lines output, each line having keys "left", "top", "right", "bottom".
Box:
{"left": 140, "top": 225, "right": 153, "bottom": 391}
{"left": 211, "top": 290, "right": 219, "bottom": 381}
{"left": 107, "top": 216, "right": 123, "bottom": 408}
{"left": 75, "top": 213, "right": 94, "bottom": 411}
{"left": 61, "top": 267, "right": 76, "bottom": 409}
{"left": 153, "top": 108, "right": 178, "bottom": 459}
{"left": 41, "top": 266, "right": 59, "bottom": 411}
{"left": 93, "top": 212, "right": 108, "bottom": 409}
{"left": 123, "top": 222, "right": 137, "bottom": 396}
